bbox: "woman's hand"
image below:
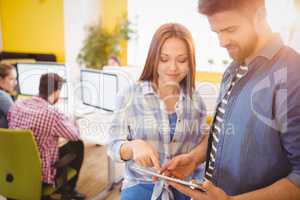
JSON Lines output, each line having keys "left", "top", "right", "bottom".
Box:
{"left": 124, "top": 139, "right": 161, "bottom": 170}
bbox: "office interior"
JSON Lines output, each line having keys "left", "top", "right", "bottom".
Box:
{"left": 0, "top": 0, "right": 299, "bottom": 199}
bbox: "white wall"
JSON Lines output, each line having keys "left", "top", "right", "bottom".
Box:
{"left": 127, "top": 0, "right": 230, "bottom": 72}
{"left": 64, "top": 0, "right": 101, "bottom": 81}
{"left": 284, "top": 0, "right": 300, "bottom": 53}
{"left": 128, "top": 0, "right": 295, "bottom": 73}
{"left": 63, "top": 0, "right": 101, "bottom": 111}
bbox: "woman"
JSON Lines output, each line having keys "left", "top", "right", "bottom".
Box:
{"left": 0, "top": 63, "right": 17, "bottom": 128}
{"left": 107, "top": 55, "right": 121, "bottom": 66}
{"left": 107, "top": 23, "right": 207, "bottom": 200}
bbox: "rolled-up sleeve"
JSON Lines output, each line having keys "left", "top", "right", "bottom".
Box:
{"left": 106, "top": 87, "right": 133, "bottom": 163}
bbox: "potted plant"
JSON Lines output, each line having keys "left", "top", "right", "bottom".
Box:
{"left": 77, "top": 18, "right": 135, "bottom": 69}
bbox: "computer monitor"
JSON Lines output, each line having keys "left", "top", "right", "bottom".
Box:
{"left": 80, "top": 69, "right": 118, "bottom": 112}
{"left": 16, "top": 62, "right": 68, "bottom": 99}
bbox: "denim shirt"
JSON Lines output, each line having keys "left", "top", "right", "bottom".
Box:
{"left": 206, "top": 35, "right": 300, "bottom": 195}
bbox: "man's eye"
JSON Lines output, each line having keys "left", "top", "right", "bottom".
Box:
{"left": 227, "top": 27, "right": 236, "bottom": 33}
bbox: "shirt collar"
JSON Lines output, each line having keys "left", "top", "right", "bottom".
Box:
{"left": 226, "top": 33, "right": 284, "bottom": 76}
{"left": 141, "top": 81, "right": 187, "bottom": 100}
{"left": 245, "top": 33, "right": 284, "bottom": 65}
{"left": 141, "top": 81, "right": 156, "bottom": 95}
{"left": 32, "top": 96, "right": 49, "bottom": 105}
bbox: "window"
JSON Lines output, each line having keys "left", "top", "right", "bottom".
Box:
{"left": 128, "top": 0, "right": 294, "bottom": 72}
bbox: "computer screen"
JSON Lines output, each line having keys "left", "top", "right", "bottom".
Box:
{"left": 16, "top": 62, "right": 68, "bottom": 99}
{"left": 80, "top": 69, "right": 118, "bottom": 111}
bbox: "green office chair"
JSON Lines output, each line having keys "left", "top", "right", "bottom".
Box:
{"left": 0, "top": 129, "right": 77, "bottom": 200}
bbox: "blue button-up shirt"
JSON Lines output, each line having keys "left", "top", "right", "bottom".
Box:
{"left": 206, "top": 34, "right": 300, "bottom": 195}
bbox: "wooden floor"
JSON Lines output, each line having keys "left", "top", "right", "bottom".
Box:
{"left": 76, "top": 143, "right": 121, "bottom": 200}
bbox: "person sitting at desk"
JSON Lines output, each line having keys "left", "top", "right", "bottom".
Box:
{"left": 8, "top": 73, "right": 86, "bottom": 200}
{"left": 0, "top": 63, "right": 17, "bottom": 128}
{"left": 107, "top": 55, "right": 121, "bottom": 66}
{"left": 107, "top": 23, "right": 208, "bottom": 200}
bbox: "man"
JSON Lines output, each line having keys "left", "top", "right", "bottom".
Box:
{"left": 8, "top": 73, "right": 85, "bottom": 199}
{"left": 161, "top": 0, "right": 300, "bottom": 199}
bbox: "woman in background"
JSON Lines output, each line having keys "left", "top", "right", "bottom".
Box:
{"left": 107, "top": 23, "right": 208, "bottom": 200}
{"left": 0, "top": 63, "right": 17, "bottom": 128}
{"left": 107, "top": 55, "right": 121, "bottom": 66}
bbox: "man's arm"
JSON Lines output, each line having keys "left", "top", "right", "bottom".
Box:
{"left": 52, "top": 112, "right": 80, "bottom": 141}
{"left": 188, "top": 131, "right": 209, "bottom": 165}
{"left": 169, "top": 177, "right": 300, "bottom": 200}
{"left": 232, "top": 178, "right": 300, "bottom": 200}
{"left": 160, "top": 132, "right": 209, "bottom": 179}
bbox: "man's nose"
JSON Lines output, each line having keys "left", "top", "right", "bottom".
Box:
{"left": 218, "top": 34, "right": 230, "bottom": 48}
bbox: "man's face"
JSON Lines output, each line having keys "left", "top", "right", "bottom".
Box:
{"left": 208, "top": 10, "right": 259, "bottom": 63}
{"left": 49, "top": 90, "right": 61, "bottom": 105}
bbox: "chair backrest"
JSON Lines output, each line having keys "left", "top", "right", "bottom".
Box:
{"left": 0, "top": 128, "right": 42, "bottom": 200}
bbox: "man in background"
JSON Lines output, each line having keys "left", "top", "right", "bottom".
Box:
{"left": 8, "top": 73, "right": 86, "bottom": 200}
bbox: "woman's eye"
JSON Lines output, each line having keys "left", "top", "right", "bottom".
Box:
{"left": 160, "top": 57, "right": 168, "bottom": 62}
{"left": 178, "top": 58, "right": 188, "bottom": 63}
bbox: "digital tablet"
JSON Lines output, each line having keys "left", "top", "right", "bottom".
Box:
{"left": 131, "top": 165, "right": 207, "bottom": 193}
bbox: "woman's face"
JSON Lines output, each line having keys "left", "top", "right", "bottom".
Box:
{"left": 0, "top": 69, "right": 17, "bottom": 93}
{"left": 157, "top": 37, "right": 190, "bottom": 87}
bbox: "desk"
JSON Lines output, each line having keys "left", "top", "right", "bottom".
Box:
{"left": 76, "top": 110, "right": 124, "bottom": 200}
{"left": 54, "top": 99, "right": 124, "bottom": 200}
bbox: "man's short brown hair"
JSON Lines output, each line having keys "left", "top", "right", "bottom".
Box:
{"left": 198, "top": 0, "right": 265, "bottom": 16}
{"left": 39, "top": 73, "right": 65, "bottom": 99}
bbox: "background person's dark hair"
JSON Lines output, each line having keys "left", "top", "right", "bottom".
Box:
{"left": 0, "top": 63, "right": 14, "bottom": 78}
{"left": 39, "top": 73, "right": 65, "bottom": 100}
{"left": 198, "top": 0, "right": 265, "bottom": 17}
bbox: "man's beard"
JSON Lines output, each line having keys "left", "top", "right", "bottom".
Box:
{"left": 227, "top": 37, "right": 258, "bottom": 64}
